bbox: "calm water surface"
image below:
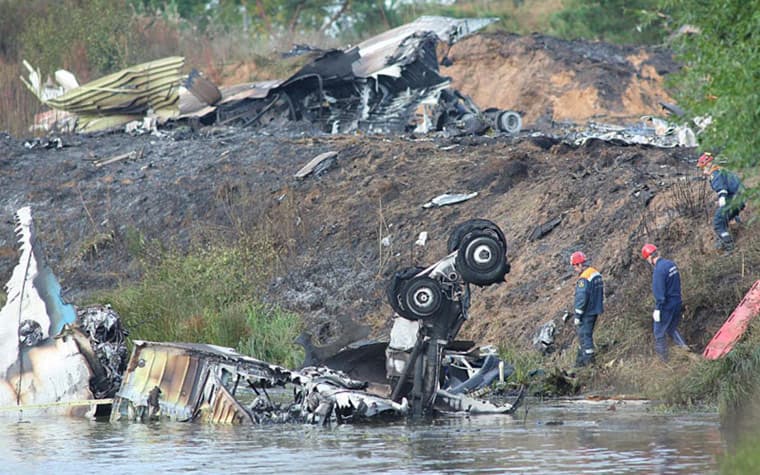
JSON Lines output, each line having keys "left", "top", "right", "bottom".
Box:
{"left": 0, "top": 399, "right": 723, "bottom": 474}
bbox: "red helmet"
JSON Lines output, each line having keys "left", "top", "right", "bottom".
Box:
{"left": 641, "top": 243, "right": 657, "bottom": 259}
{"left": 697, "top": 152, "right": 714, "bottom": 168}
{"left": 570, "top": 251, "right": 587, "bottom": 265}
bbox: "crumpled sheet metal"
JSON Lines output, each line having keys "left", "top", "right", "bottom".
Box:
{"left": 0, "top": 208, "right": 128, "bottom": 417}
{"left": 436, "top": 388, "right": 523, "bottom": 414}
{"left": 0, "top": 336, "right": 95, "bottom": 416}
{"left": 353, "top": 16, "right": 497, "bottom": 78}
{"left": 299, "top": 366, "right": 408, "bottom": 423}
{"left": 0, "top": 207, "right": 102, "bottom": 415}
{"left": 423, "top": 192, "right": 478, "bottom": 208}
{"left": 177, "top": 17, "right": 498, "bottom": 135}
{"left": 76, "top": 305, "right": 129, "bottom": 398}
{"left": 23, "top": 57, "right": 185, "bottom": 133}
{"left": 111, "top": 341, "right": 288, "bottom": 422}
{"left": 0, "top": 206, "right": 76, "bottom": 377}
{"left": 555, "top": 118, "right": 699, "bottom": 148}
{"left": 112, "top": 341, "right": 408, "bottom": 425}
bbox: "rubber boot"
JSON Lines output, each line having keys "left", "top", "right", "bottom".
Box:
{"left": 574, "top": 348, "right": 587, "bottom": 368}
{"left": 672, "top": 330, "right": 688, "bottom": 348}
{"left": 655, "top": 337, "right": 668, "bottom": 362}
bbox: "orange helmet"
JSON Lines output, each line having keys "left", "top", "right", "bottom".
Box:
{"left": 570, "top": 251, "right": 587, "bottom": 265}
{"left": 641, "top": 243, "right": 657, "bottom": 259}
{"left": 697, "top": 152, "right": 714, "bottom": 168}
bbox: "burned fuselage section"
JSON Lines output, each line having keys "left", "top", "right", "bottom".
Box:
{"left": 111, "top": 341, "right": 408, "bottom": 425}
{"left": 182, "top": 16, "right": 522, "bottom": 136}
{"left": 111, "top": 219, "right": 522, "bottom": 424}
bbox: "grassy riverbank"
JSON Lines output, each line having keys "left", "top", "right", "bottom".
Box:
{"left": 94, "top": 232, "right": 304, "bottom": 369}
{"left": 498, "top": 218, "right": 760, "bottom": 415}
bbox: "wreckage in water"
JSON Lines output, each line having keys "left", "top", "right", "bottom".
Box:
{"left": 0, "top": 207, "right": 128, "bottom": 417}
{"left": 0, "top": 208, "right": 522, "bottom": 423}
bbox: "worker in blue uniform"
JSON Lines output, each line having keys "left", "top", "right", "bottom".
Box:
{"left": 697, "top": 152, "right": 746, "bottom": 251}
{"left": 641, "top": 244, "right": 689, "bottom": 361}
{"left": 570, "top": 251, "right": 604, "bottom": 367}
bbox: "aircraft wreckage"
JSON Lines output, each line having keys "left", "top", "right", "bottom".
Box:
{"left": 23, "top": 16, "right": 521, "bottom": 136}
{"left": 0, "top": 208, "right": 523, "bottom": 423}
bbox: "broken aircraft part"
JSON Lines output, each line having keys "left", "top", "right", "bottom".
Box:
{"left": 422, "top": 192, "right": 479, "bottom": 209}
{"left": 294, "top": 151, "right": 338, "bottom": 179}
{"left": 529, "top": 216, "right": 563, "bottom": 241}
{"left": 0, "top": 207, "right": 127, "bottom": 416}
{"left": 25, "top": 18, "right": 521, "bottom": 137}
{"left": 184, "top": 68, "right": 222, "bottom": 106}
{"left": 0, "top": 207, "right": 76, "bottom": 374}
{"left": 385, "top": 218, "right": 520, "bottom": 416}
{"left": 703, "top": 279, "right": 760, "bottom": 360}
{"left": 23, "top": 57, "right": 185, "bottom": 133}
{"left": 532, "top": 320, "right": 557, "bottom": 354}
{"left": 552, "top": 117, "right": 700, "bottom": 149}
{"left": 0, "top": 209, "right": 521, "bottom": 422}
{"left": 177, "top": 17, "right": 521, "bottom": 137}
{"left": 111, "top": 341, "right": 408, "bottom": 425}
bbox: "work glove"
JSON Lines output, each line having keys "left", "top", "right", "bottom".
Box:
{"left": 574, "top": 317, "right": 581, "bottom": 326}
{"left": 718, "top": 196, "right": 726, "bottom": 207}
{"left": 653, "top": 309, "right": 661, "bottom": 323}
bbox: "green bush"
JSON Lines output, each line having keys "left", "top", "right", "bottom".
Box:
{"left": 549, "top": 0, "right": 667, "bottom": 45}
{"left": 663, "top": 0, "right": 759, "bottom": 202}
{"left": 499, "top": 343, "right": 544, "bottom": 385}
{"left": 665, "top": 318, "right": 760, "bottom": 413}
{"left": 97, "top": 237, "right": 302, "bottom": 368}
{"left": 239, "top": 302, "right": 303, "bottom": 369}
{"left": 20, "top": 0, "right": 133, "bottom": 78}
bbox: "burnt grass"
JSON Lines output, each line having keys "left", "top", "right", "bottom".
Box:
{"left": 0, "top": 125, "right": 755, "bottom": 374}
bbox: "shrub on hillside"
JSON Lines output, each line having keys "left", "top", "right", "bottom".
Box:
{"left": 97, "top": 238, "right": 302, "bottom": 367}
{"left": 549, "top": 0, "right": 668, "bottom": 45}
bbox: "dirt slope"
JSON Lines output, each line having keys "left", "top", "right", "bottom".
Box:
{"left": 0, "top": 127, "right": 733, "bottom": 354}
{"left": 443, "top": 33, "right": 678, "bottom": 126}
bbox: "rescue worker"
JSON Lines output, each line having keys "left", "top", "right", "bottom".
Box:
{"left": 641, "top": 244, "right": 689, "bottom": 362}
{"left": 697, "top": 152, "right": 746, "bottom": 251}
{"left": 570, "top": 251, "right": 604, "bottom": 367}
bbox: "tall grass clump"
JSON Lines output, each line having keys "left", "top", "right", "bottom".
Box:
{"left": 664, "top": 320, "right": 760, "bottom": 414}
{"left": 499, "top": 343, "right": 544, "bottom": 384}
{"left": 239, "top": 302, "right": 303, "bottom": 369}
{"left": 98, "top": 238, "right": 303, "bottom": 367}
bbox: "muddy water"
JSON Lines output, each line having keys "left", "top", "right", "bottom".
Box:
{"left": 0, "top": 399, "right": 723, "bottom": 474}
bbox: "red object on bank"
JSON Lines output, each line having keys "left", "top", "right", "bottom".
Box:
{"left": 703, "top": 280, "right": 760, "bottom": 360}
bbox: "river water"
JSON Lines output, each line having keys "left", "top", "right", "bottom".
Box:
{"left": 0, "top": 399, "right": 723, "bottom": 475}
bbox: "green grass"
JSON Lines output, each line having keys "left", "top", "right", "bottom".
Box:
{"left": 96, "top": 237, "right": 303, "bottom": 368}
{"left": 239, "top": 302, "right": 304, "bottom": 369}
{"left": 664, "top": 322, "right": 760, "bottom": 413}
{"left": 499, "top": 343, "right": 544, "bottom": 385}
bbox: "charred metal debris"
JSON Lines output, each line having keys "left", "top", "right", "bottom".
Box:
{"left": 0, "top": 207, "right": 128, "bottom": 417}
{"left": 179, "top": 16, "right": 522, "bottom": 136}
{"left": 0, "top": 208, "right": 522, "bottom": 424}
{"left": 24, "top": 17, "right": 522, "bottom": 137}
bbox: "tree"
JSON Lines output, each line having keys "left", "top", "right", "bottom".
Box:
{"left": 663, "top": 0, "right": 759, "bottom": 201}
{"left": 549, "top": 0, "right": 668, "bottom": 45}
